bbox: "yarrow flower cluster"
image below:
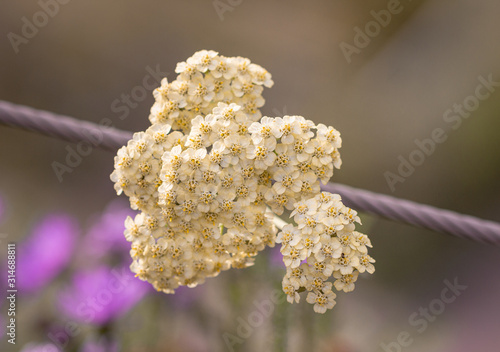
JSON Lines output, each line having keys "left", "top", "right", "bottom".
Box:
{"left": 149, "top": 50, "right": 272, "bottom": 133}
{"left": 110, "top": 50, "right": 374, "bottom": 313}
{"left": 279, "top": 193, "right": 375, "bottom": 313}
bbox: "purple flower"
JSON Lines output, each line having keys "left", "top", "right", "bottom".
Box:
{"left": 79, "top": 200, "right": 136, "bottom": 261}
{"left": 20, "top": 343, "right": 60, "bottom": 352}
{"left": 17, "top": 214, "right": 79, "bottom": 293}
{"left": 269, "top": 246, "right": 285, "bottom": 267}
{"left": 170, "top": 285, "right": 204, "bottom": 308}
{"left": 79, "top": 336, "right": 119, "bottom": 352}
{"left": 58, "top": 265, "right": 149, "bottom": 326}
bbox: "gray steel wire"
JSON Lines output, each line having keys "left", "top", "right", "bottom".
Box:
{"left": 0, "top": 100, "right": 132, "bottom": 151}
{"left": 1, "top": 100, "right": 499, "bottom": 245}
{"left": 322, "top": 183, "right": 500, "bottom": 245}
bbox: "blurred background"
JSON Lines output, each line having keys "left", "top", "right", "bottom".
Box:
{"left": 0, "top": 0, "right": 499, "bottom": 351}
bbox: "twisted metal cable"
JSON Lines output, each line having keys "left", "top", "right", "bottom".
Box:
{"left": 1, "top": 99, "right": 500, "bottom": 245}
{"left": 322, "top": 183, "right": 500, "bottom": 245}
{"left": 0, "top": 100, "right": 132, "bottom": 151}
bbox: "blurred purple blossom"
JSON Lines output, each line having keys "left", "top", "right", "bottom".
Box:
{"left": 17, "top": 214, "right": 79, "bottom": 293}
{"left": 20, "top": 343, "right": 60, "bottom": 352}
{"left": 79, "top": 200, "right": 136, "bottom": 261}
{"left": 269, "top": 246, "right": 285, "bottom": 267}
{"left": 170, "top": 285, "right": 204, "bottom": 308}
{"left": 79, "top": 336, "right": 119, "bottom": 352}
{"left": 58, "top": 265, "right": 149, "bottom": 326}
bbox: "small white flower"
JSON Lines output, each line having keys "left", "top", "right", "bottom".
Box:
{"left": 282, "top": 246, "right": 307, "bottom": 268}
{"left": 249, "top": 63, "right": 273, "bottom": 88}
{"left": 180, "top": 148, "right": 207, "bottom": 174}
{"left": 291, "top": 197, "right": 318, "bottom": 220}
{"left": 333, "top": 253, "right": 360, "bottom": 275}
{"left": 248, "top": 117, "right": 280, "bottom": 144}
{"left": 223, "top": 134, "right": 250, "bottom": 165}
{"left": 306, "top": 290, "right": 336, "bottom": 313}
{"left": 246, "top": 138, "right": 277, "bottom": 169}
{"left": 231, "top": 79, "right": 263, "bottom": 98}
{"left": 188, "top": 78, "right": 215, "bottom": 104}
{"left": 175, "top": 61, "right": 203, "bottom": 81}
{"left": 187, "top": 50, "right": 218, "bottom": 72}
{"left": 228, "top": 57, "right": 252, "bottom": 82}
{"left": 333, "top": 271, "right": 359, "bottom": 293}
{"left": 272, "top": 170, "right": 302, "bottom": 195}
{"left": 275, "top": 115, "right": 302, "bottom": 144}
{"left": 282, "top": 277, "right": 300, "bottom": 304}
{"left": 276, "top": 224, "right": 301, "bottom": 249}
{"left": 356, "top": 254, "right": 375, "bottom": 274}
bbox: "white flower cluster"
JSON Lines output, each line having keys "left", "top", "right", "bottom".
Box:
{"left": 278, "top": 192, "right": 375, "bottom": 313}
{"left": 149, "top": 50, "right": 272, "bottom": 133}
{"left": 110, "top": 123, "right": 185, "bottom": 214}
{"left": 110, "top": 50, "right": 374, "bottom": 312}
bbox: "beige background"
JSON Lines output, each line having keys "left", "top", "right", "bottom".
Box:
{"left": 1, "top": 1, "right": 499, "bottom": 351}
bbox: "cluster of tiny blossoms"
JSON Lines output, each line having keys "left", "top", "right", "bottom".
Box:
{"left": 110, "top": 50, "right": 374, "bottom": 312}
{"left": 278, "top": 192, "right": 375, "bottom": 313}
{"left": 149, "top": 50, "right": 272, "bottom": 133}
